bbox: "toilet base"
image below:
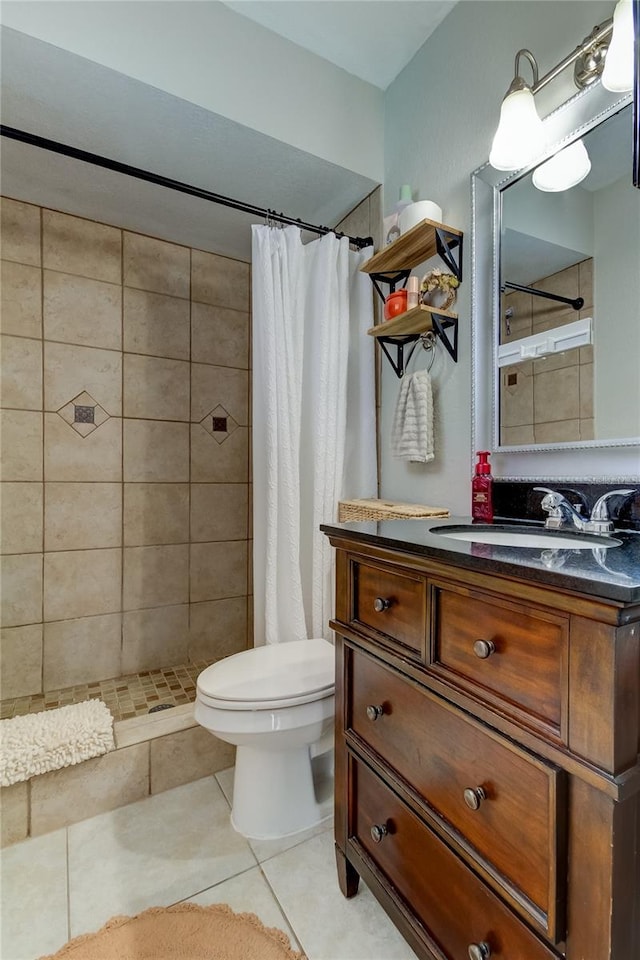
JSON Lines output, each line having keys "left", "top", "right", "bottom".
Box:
{"left": 230, "top": 743, "right": 333, "bottom": 839}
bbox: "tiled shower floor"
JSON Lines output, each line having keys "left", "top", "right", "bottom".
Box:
{"left": 0, "top": 661, "right": 211, "bottom": 722}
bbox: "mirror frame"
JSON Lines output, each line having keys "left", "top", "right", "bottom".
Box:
{"left": 471, "top": 82, "right": 639, "bottom": 481}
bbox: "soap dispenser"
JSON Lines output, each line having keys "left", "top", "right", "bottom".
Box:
{"left": 472, "top": 451, "right": 493, "bottom": 522}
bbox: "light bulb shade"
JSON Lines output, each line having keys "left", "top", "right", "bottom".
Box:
{"left": 601, "top": 0, "right": 634, "bottom": 92}
{"left": 489, "top": 87, "right": 546, "bottom": 171}
{"left": 532, "top": 139, "right": 592, "bottom": 192}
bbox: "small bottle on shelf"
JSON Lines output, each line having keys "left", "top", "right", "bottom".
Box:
{"left": 471, "top": 451, "right": 493, "bottom": 522}
{"left": 406, "top": 275, "right": 420, "bottom": 309}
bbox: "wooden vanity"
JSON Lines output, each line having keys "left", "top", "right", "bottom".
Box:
{"left": 323, "top": 523, "right": 640, "bottom": 960}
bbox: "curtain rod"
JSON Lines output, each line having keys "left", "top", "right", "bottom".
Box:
{"left": 0, "top": 125, "right": 374, "bottom": 250}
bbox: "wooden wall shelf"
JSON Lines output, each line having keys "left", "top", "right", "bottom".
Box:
{"left": 361, "top": 219, "right": 463, "bottom": 279}
{"left": 367, "top": 305, "right": 457, "bottom": 339}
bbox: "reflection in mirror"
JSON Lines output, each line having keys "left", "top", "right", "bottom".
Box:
{"left": 498, "top": 103, "right": 640, "bottom": 448}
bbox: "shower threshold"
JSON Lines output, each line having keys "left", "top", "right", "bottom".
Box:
{"left": 1, "top": 661, "right": 211, "bottom": 723}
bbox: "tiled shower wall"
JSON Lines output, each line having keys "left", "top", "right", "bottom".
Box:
{"left": 499, "top": 259, "right": 593, "bottom": 445}
{"left": 0, "top": 197, "right": 252, "bottom": 703}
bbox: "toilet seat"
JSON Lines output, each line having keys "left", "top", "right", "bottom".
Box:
{"left": 196, "top": 637, "right": 335, "bottom": 711}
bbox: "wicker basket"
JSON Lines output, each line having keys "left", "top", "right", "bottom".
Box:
{"left": 338, "top": 498, "right": 449, "bottom": 522}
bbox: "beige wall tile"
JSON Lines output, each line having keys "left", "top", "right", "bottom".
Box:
{"left": 532, "top": 349, "right": 579, "bottom": 376}
{"left": 0, "top": 198, "right": 41, "bottom": 266}
{"left": 0, "top": 336, "right": 42, "bottom": 410}
{"left": 123, "top": 287, "right": 190, "bottom": 360}
{"left": 0, "top": 554, "right": 42, "bottom": 627}
{"left": 30, "top": 742, "right": 149, "bottom": 835}
{"left": 500, "top": 365, "right": 533, "bottom": 428}
{"left": 500, "top": 425, "right": 536, "bottom": 445}
{"left": 191, "top": 303, "right": 249, "bottom": 369}
{"left": 578, "top": 258, "right": 593, "bottom": 314}
{"left": 44, "top": 342, "right": 122, "bottom": 416}
{"left": 1, "top": 482, "right": 43, "bottom": 554}
{"left": 150, "top": 725, "right": 234, "bottom": 794}
{"left": 534, "top": 365, "right": 580, "bottom": 423}
{"left": 42, "top": 210, "right": 121, "bottom": 283}
{"left": 123, "top": 232, "right": 189, "bottom": 298}
{"left": 580, "top": 419, "right": 595, "bottom": 441}
{"left": 123, "top": 419, "right": 189, "bottom": 482}
{"left": 190, "top": 484, "right": 248, "bottom": 542}
{"left": 531, "top": 265, "right": 579, "bottom": 333}
{"left": 44, "top": 413, "right": 122, "bottom": 482}
{"left": 43, "top": 271, "right": 122, "bottom": 351}
{"left": 45, "top": 482, "right": 121, "bottom": 551}
{"left": 0, "top": 623, "right": 43, "bottom": 698}
{"left": 579, "top": 363, "right": 594, "bottom": 419}
{"left": 190, "top": 541, "right": 247, "bottom": 603}
{"left": 43, "top": 548, "right": 121, "bottom": 622}
{"left": 190, "top": 424, "right": 248, "bottom": 483}
{"left": 534, "top": 419, "right": 581, "bottom": 443}
{"left": 191, "top": 363, "right": 249, "bottom": 425}
{"left": 123, "top": 483, "right": 189, "bottom": 546}
{"left": 43, "top": 613, "right": 122, "bottom": 688}
{"left": 123, "top": 354, "right": 190, "bottom": 421}
{"left": 0, "top": 410, "right": 42, "bottom": 481}
{"left": 122, "top": 604, "right": 189, "bottom": 674}
{"left": 0, "top": 261, "right": 42, "bottom": 338}
{"left": 501, "top": 290, "right": 532, "bottom": 343}
{"left": 191, "top": 249, "right": 249, "bottom": 310}
{"left": 0, "top": 782, "right": 29, "bottom": 847}
{"left": 188, "top": 597, "right": 248, "bottom": 662}
{"left": 123, "top": 543, "right": 189, "bottom": 611}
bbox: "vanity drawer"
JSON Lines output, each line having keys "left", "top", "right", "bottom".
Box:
{"left": 430, "top": 581, "right": 568, "bottom": 739}
{"left": 350, "top": 757, "right": 560, "bottom": 960}
{"left": 349, "top": 558, "right": 426, "bottom": 657}
{"left": 347, "top": 645, "right": 564, "bottom": 937}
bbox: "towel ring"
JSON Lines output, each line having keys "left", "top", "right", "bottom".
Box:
{"left": 405, "top": 330, "right": 437, "bottom": 375}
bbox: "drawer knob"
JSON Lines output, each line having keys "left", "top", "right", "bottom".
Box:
{"left": 370, "top": 822, "right": 388, "bottom": 843}
{"left": 473, "top": 639, "right": 495, "bottom": 659}
{"left": 463, "top": 787, "right": 486, "bottom": 811}
{"left": 366, "top": 704, "right": 385, "bottom": 721}
{"left": 374, "top": 597, "right": 391, "bottom": 613}
{"left": 468, "top": 943, "right": 491, "bottom": 960}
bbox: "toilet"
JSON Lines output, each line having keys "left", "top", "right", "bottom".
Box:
{"left": 195, "top": 637, "right": 335, "bottom": 840}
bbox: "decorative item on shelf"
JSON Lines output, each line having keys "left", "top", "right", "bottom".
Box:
{"left": 406, "top": 275, "right": 420, "bottom": 309}
{"left": 420, "top": 268, "right": 459, "bottom": 311}
{"left": 384, "top": 288, "right": 408, "bottom": 321}
{"left": 399, "top": 199, "right": 443, "bottom": 234}
{"left": 383, "top": 184, "right": 414, "bottom": 245}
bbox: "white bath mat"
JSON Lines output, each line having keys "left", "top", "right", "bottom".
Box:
{"left": 0, "top": 699, "right": 115, "bottom": 787}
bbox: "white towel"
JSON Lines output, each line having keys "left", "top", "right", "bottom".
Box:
{"left": 391, "top": 370, "right": 434, "bottom": 463}
{"left": 0, "top": 699, "right": 115, "bottom": 786}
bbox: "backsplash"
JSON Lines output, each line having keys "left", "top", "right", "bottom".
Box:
{"left": 493, "top": 480, "right": 640, "bottom": 532}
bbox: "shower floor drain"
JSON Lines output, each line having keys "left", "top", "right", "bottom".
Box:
{"left": 148, "top": 703, "right": 175, "bottom": 713}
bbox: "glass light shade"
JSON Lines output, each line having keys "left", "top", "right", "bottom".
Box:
{"left": 601, "top": 0, "right": 634, "bottom": 92}
{"left": 489, "top": 87, "right": 546, "bottom": 171}
{"left": 532, "top": 139, "right": 592, "bottom": 192}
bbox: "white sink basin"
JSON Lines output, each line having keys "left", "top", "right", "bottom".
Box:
{"left": 431, "top": 526, "right": 622, "bottom": 550}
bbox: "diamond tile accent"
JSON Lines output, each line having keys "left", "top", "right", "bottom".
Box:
{"left": 200, "top": 404, "right": 239, "bottom": 444}
{"left": 57, "top": 391, "right": 109, "bottom": 437}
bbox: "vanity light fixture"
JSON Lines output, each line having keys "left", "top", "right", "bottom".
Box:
{"left": 490, "top": 17, "right": 617, "bottom": 172}
{"left": 601, "top": 0, "right": 635, "bottom": 91}
{"left": 532, "top": 138, "right": 592, "bottom": 191}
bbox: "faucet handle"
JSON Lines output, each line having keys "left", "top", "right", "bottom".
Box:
{"left": 590, "top": 489, "right": 635, "bottom": 522}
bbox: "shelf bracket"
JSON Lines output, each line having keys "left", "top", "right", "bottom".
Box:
{"left": 376, "top": 334, "right": 421, "bottom": 378}
{"left": 369, "top": 269, "right": 411, "bottom": 302}
{"left": 431, "top": 312, "right": 458, "bottom": 362}
{"left": 435, "top": 229, "right": 463, "bottom": 283}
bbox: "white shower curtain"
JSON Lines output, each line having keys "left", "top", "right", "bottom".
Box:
{"left": 252, "top": 224, "right": 375, "bottom": 646}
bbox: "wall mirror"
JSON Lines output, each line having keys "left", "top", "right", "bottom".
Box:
{"left": 472, "top": 82, "right": 640, "bottom": 480}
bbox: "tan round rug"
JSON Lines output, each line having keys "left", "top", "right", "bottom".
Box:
{"left": 40, "top": 902, "right": 305, "bottom": 960}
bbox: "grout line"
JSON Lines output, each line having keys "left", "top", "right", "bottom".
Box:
{"left": 40, "top": 205, "right": 45, "bottom": 693}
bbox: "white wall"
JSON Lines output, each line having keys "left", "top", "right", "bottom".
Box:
{"left": 0, "top": 0, "right": 384, "bottom": 182}
{"left": 381, "top": 0, "right": 621, "bottom": 513}
{"left": 593, "top": 175, "right": 640, "bottom": 438}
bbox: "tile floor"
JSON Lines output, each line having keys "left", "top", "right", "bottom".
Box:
{"left": 0, "top": 768, "right": 419, "bottom": 960}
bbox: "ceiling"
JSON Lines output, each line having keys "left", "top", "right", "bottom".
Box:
{"left": 0, "top": 2, "right": 458, "bottom": 260}
{"left": 220, "top": 1, "right": 457, "bottom": 90}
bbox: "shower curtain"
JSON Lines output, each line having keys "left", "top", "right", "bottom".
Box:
{"left": 252, "top": 225, "right": 376, "bottom": 646}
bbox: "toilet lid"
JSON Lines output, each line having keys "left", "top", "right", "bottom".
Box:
{"left": 197, "top": 638, "right": 335, "bottom": 710}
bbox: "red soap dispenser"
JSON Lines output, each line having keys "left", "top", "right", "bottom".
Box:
{"left": 472, "top": 451, "right": 493, "bottom": 522}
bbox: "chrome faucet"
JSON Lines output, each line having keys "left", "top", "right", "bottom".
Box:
{"left": 534, "top": 487, "right": 635, "bottom": 535}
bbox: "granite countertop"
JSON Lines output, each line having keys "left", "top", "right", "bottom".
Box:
{"left": 321, "top": 517, "right": 640, "bottom": 604}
